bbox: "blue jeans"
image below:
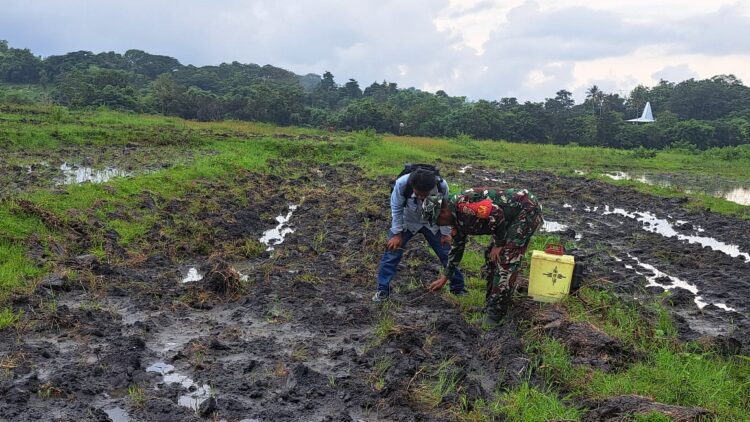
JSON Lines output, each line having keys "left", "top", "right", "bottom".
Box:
{"left": 376, "top": 227, "right": 465, "bottom": 293}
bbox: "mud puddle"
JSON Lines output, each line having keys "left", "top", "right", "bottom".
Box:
{"left": 604, "top": 171, "right": 750, "bottom": 206}
{"left": 181, "top": 267, "right": 204, "bottom": 283}
{"left": 259, "top": 204, "right": 299, "bottom": 251}
{"left": 104, "top": 406, "right": 131, "bottom": 422}
{"left": 541, "top": 220, "right": 583, "bottom": 240}
{"left": 0, "top": 144, "right": 195, "bottom": 194}
{"left": 596, "top": 205, "right": 750, "bottom": 261}
{"left": 621, "top": 254, "right": 736, "bottom": 311}
{"left": 57, "top": 162, "right": 131, "bottom": 185}
{"left": 147, "top": 362, "right": 212, "bottom": 411}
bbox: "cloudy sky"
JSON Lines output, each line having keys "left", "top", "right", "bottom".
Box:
{"left": 3, "top": 0, "right": 750, "bottom": 102}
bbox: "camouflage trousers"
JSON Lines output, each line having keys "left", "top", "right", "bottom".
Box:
{"left": 482, "top": 200, "right": 543, "bottom": 321}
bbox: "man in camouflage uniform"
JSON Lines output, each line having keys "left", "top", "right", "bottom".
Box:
{"left": 426, "top": 188, "right": 543, "bottom": 323}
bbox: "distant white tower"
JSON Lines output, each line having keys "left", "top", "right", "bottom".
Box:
{"left": 627, "top": 102, "right": 655, "bottom": 123}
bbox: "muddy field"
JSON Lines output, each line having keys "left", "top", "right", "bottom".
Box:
{"left": 1, "top": 150, "right": 749, "bottom": 421}
{"left": 0, "top": 144, "right": 200, "bottom": 195}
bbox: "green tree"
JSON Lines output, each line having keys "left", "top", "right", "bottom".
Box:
{"left": 0, "top": 43, "right": 43, "bottom": 83}
{"left": 585, "top": 85, "right": 604, "bottom": 116}
{"left": 151, "top": 74, "right": 193, "bottom": 117}
{"left": 341, "top": 78, "right": 362, "bottom": 99}
{"left": 124, "top": 49, "right": 181, "bottom": 79}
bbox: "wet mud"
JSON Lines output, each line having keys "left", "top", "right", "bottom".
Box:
{"left": 460, "top": 166, "right": 750, "bottom": 347}
{"left": 1, "top": 161, "right": 748, "bottom": 421}
{"left": 0, "top": 144, "right": 197, "bottom": 195}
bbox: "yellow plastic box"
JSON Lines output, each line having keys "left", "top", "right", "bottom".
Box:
{"left": 528, "top": 250, "right": 576, "bottom": 302}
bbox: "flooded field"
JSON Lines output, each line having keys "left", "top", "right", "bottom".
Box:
{"left": 1, "top": 153, "right": 748, "bottom": 420}
{"left": 603, "top": 171, "right": 750, "bottom": 206}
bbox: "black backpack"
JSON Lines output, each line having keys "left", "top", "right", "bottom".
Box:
{"left": 392, "top": 163, "right": 446, "bottom": 207}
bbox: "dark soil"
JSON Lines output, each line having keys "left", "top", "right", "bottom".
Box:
{"left": 456, "top": 166, "right": 750, "bottom": 348}
{"left": 1, "top": 161, "right": 747, "bottom": 421}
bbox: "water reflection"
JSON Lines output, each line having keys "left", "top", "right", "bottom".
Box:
{"left": 603, "top": 171, "right": 750, "bottom": 206}
{"left": 259, "top": 204, "right": 298, "bottom": 251}
{"left": 58, "top": 162, "right": 130, "bottom": 185}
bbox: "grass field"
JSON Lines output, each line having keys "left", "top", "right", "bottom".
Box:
{"left": 1, "top": 103, "right": 749, "bottom": 420}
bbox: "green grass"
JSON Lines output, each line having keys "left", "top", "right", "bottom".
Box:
{"left": 371, "top": 355, "right": 394, "bottom": 391}
{"left": 633, "top": 413, "right": 675, "bottom": 422}
{"left": 0, "top": 203, "right": 49, "bottom": 300}
{"left": 563, "top": 287, "right": 677, "bottom": 351}
{"left": 413, "top": 358, "right": 463, "bottom": 409}
{"left": 463, "top": 382, "right": 582, "bottom": 422}
{"left": 0, "top": 307, "right": 22, "bottom": 330}
{"left": 374, "top": 305, "right": 401, "bottom": 344}
{"left": 534, "top": 337, "right": 750, "bottom": 421}
{"left": 588, "top": 347, "right": 749, "bottom": 420}
{"left": 525, "top": 292, "right": 750, "bottom": 421}
{"left": 127, "top": 384, "right": 147, "bottom": 408}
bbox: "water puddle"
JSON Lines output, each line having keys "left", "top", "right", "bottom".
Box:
{"left": 602, "top": 171, "right": 750, "bottom": 206}
{"left": 599, "top": 206, "right": 750, "bottom": 261}
{"left": 259, "top": 204, "right": 298, "bottom": 251}
{"left": 725, "top": 187, "right": 750, "bottom": 205}
{"left": 58, "top": 162, "right": 130, "bottom": 185}
{"left": 621, "top": 254, "right": 736, "bottom": 311}
{"left": 604, "top": 171, "right": 630, "bottom": 181}
{"left": 147, "top": 362, "right": 212, "bottom": 411}
{"left": 103, "top": 407, "right": 130, "bottom": 422}
{"left": 181, "top": 267, "right": 203, "bottom": 283}
{"left": 178, "top": 385, "right": 212, "bottom": 411}
{"left": 542, "top": 221, "right": 568, "bottom": 233}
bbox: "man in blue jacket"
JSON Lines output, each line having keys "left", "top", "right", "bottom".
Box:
{"left": 372, "top": 168, "right": 466, "bottom": 302}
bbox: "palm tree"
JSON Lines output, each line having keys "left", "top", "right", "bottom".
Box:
{"left": 586, "top": 85, "right": 604, "bottom": 117}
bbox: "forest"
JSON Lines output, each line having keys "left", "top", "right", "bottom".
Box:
{"left": 2, "top": 40, "right": 750, "bottom": 150}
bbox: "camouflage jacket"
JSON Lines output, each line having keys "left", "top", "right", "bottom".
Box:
{"left": 444, "top": 188, "right": 540, "bottom": 278}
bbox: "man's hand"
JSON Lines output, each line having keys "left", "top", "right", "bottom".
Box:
{"left": 428, "top": 275, "right": 449, "bottom": 292}
{"left": 387, "top": 233, "right": 403, "bottom": 251}
{"left": 440, "top": 234, "right": 452, "bottom": 246}
{"left": 489, "top": 245, "right": 503, "bottom": 263}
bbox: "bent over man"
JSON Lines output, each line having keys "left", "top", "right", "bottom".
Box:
{"left": 428, "top": 188, "right": 543, "bottom": 323}
{"left": 372, "top": 168, "right": 466, "bottom": 302}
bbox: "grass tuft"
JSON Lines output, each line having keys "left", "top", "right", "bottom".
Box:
{"left": 0, "top": 307, "right": 22, "bottom": 330}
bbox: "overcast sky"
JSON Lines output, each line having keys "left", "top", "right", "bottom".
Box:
{"left": 3, "top": 0, "right": 750, "bottom": 102}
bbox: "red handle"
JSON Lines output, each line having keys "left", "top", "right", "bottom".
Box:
{"left": 545, "top": 243, "right": 565, "bottom": 255}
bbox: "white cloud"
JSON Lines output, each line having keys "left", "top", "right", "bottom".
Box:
{"left": 2, "top": 0, "right": 750, "bottom": 102}
{"left": 652, "top": 65, "right": 698, "bottom": 83}
{"left": 524, "top": 70, "right": 554, "bottom": 88}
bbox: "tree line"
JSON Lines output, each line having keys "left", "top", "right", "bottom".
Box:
{"left": 2, "top": 40, "right": 750, "bottom": 150}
